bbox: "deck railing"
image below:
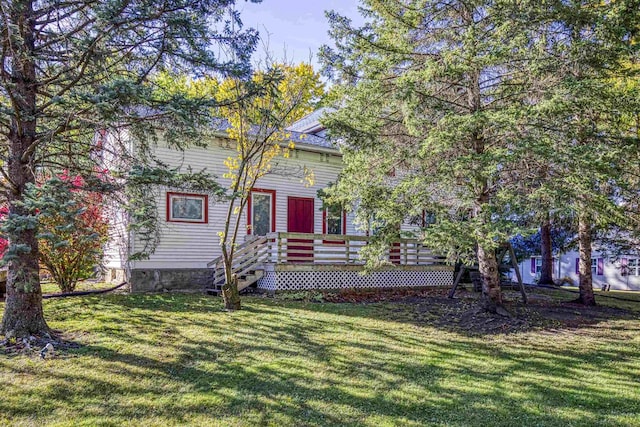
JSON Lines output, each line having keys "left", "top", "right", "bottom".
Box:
{"left": 264, "top": 232, "right": 446, "bottom": 266}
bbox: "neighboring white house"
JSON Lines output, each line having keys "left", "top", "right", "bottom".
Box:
{"left": 104, "top": 110, "right": 454, "bottom": 293}
{"left": 515, "top": 251, "right": 640, "bottom": 291}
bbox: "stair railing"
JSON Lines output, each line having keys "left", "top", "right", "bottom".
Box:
{"left": 207, "top": 235, "right": 269, "bottom": 286}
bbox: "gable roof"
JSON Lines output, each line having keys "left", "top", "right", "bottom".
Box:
{"left": 286, "top": 107, "right": 334, "bottom": 134}
{"left": 212, "top": 109, "right": 338, "bottom": 154}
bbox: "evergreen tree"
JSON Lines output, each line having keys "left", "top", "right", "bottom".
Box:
{"left": 528, "top": 0, "right": 640, "bottom": 304}
{"left": 321, "top": 0, "right": 542, "bottom": 313}
{"left": 0, "top": 0, "right": 260, "bottom": 339}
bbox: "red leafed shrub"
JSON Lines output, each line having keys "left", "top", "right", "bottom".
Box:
{"left": 0, "top": 173, "right": 109, "bottom": 293}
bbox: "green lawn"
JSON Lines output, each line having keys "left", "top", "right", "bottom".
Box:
{"left": 40, "top": 281, "right": 116, "bottom": 295}
{"left": 1, "top": 290, "right": 640, "bottom": 426}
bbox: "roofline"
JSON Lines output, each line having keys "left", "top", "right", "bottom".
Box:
{"left": 210, "top": 130, "right": 341, "bottom": 156}
{"left": 294, "top": 141, "right": 341, "bottom": 156}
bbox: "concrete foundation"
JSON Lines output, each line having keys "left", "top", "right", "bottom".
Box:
{"left": 129, "top": 268, "right": 213, "bottom": 293}
{"left": 105, "top": 268, "right": 127, "bottom": 285}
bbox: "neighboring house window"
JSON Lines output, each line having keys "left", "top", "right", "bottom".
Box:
{"left": 530, "top": 257, "right": 559, "bottom": 277}
{"left": 248, "top": 189, "right": 276, "bottom": 236}
{"left": 622, "top": 258, "right": 640, "bottom": 276}
{"left": 575, "top": 257, "right": 603, "bottom": 276}
{"left": 166, "top": 192, "right": 208, "bottom": 224}
{"left": 530, "top": 257, "right": 543, "bottom": 275}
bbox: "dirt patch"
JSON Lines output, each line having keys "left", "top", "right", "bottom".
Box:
{"left": 1, "top": 331, "right": 84, "bottom": 358}
{"left": 322, "top": 287, "right": 454, "bottom": 303}
{"left": 277, "top": 287, "right": 637, "bottom": 335}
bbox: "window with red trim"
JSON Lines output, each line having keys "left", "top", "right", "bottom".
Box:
{"left": 166, "top": 192, "right": 208, "bottom": 224}
{"left": 323, "top": 205, "right": 346, "bottom": 243}
{"left": 247, "top": 189, "right": 276, "bottom": 235}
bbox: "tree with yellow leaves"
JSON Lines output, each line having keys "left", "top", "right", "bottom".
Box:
{"left": 215, "top": 63, "right": 324, "bottom": 310}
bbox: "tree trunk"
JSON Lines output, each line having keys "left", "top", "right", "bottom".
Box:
{"left": 1, "top": 269, "right": 49, "bottom": 339}
{"left": 576, "top": 213, "right": 596, "bottom": 306}
{"left": 221, "top": 274, "right": 241, "bottom": 311}
{"left": 1, "top": 1, "right": 50, "bottom": 339}
{"left": 1, "top": 153, "right": 49, "bottom": 338}
{"left": 539, "top": 216, "right": 554, "bottom": 285}
{"left": 477, "top": 244, "right": 507, "bottom": 314}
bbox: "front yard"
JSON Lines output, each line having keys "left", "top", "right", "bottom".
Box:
{"left": 1, "top": 288, "right": 639, "bottom": 426}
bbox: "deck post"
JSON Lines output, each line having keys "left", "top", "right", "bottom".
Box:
{"left": 277, "top": 233, "right": 282, "bottom": 264}
{"left": 266, "top": 235, "right": 273, "bottom": 263}
{"left": 403, "top": 242, "right": 408, "bottom": 265}
{"left": 345, "top": 238, "right": 351, "bottom": 263}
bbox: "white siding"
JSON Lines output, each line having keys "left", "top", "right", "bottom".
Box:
{"left": 515, "top": 251, "right": 640, "bottom": 291}
{"left": 131, "top": 139, "right": 355, "bottom": 269}
{"left": 103, "top": 201, "right": 129, "bottom": 270}
{"left": 102, "top": 129, "right": 132, "bottom": 271}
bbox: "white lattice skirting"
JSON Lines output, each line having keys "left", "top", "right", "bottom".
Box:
{"left": 257, "top": 264, "right": 454, "bottom": 292}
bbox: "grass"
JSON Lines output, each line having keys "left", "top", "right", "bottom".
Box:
{"left": 40, "top": 281, "right": 115, "bottom": 295}
{"left": 1, "top": 289, "right": 640, "bottom": 426}
{"left": 540, "top": 286, "right": 640, "bottom": 313}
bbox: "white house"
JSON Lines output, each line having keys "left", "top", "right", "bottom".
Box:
{"left": 516, "top": 251, "right": 640, "bottom": 291}
{"left": 104, "top": 110, "right": 454, "bottom": 293}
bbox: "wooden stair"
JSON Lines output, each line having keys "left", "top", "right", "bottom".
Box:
{"left": 205, "top": 236, "right": 268, "bottom": 296}
{"left": 205, "top": 268, "right": 265, "bottom": 296}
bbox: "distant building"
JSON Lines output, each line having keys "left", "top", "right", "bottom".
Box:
{"left": 515, "top": 251, "right": 640, "bottom": 291}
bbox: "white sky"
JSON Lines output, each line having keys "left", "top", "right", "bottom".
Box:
{"left": 237, "top": 0, "right": 363, "bottom": 71}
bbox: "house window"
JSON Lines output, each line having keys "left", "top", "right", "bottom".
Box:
{"left": 575, "top": 257, "right": 603, "bottom": 276}
{"left": 248, "top": 189, "right": 275, "bottom": 236}
{"left": 529, "top": 257, "right": 543, "bottom": 275}
{"left": 324, "top": 205, "right": 345, "bottom": 236}
{"left": 625, "top": 258, "right": 640, "bottom": 276}
{"left": 166, "top": 192, "right": 208, "bottom": 223}
{"left": 531, "top": 257, "right": 558, "bottom": 276}
{"left": 408, "top": 210, "right": 436, "bottom": 228}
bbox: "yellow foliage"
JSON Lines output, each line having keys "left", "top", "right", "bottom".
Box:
{"left": 212, "top": 63, "right": 323, "bottom": 196}
{"left": 153, "top": 71, "right": 219, "bottom": 100}
{"left": 302, "top": 166, "right": 315, "bottom": 187}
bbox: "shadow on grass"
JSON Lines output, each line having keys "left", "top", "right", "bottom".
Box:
{"left": 1, "top": 293, "right": 639, "bottom": 426}
{"left": 273, "top": 288, "right": 640, "bottom": 338}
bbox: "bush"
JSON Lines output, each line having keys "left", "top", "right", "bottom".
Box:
{"left": 38, "top": 174, "right": 109, "bottom": 293}
{"left": 1, "top": 173, "right": 109, "bottom": 293}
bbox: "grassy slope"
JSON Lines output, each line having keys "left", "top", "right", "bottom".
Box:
{"left": 1, "top": 291, "right": 639, "bottom": 427}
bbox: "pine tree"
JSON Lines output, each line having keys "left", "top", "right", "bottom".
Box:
{"left": 528, "top": 0, "right": 640, "bottom": 304}
{"left": 321, "top": 0, "right": 542, "bottom": 312}
{"left": 0, "top": 0, "right": 259, "bottom": 339}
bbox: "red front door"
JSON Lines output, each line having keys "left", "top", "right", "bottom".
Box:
{"left": 287, "top": 197, "right": 314, "bottom": 262}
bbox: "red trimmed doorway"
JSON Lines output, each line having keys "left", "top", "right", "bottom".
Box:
{"left": 287, "top": 197, "right": 314, "bottom": 262}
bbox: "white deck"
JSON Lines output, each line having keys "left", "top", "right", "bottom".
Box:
{"left": 208, "top": 232, "right": 455, "bottom": 292}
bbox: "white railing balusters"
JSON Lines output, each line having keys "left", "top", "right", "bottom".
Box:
{"left": 261, "top": 232, "right": 446, "bottom": 266}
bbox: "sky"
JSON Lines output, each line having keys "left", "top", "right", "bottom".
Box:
{"left": 237, "top": 0, "right": 363, "bottom": 72}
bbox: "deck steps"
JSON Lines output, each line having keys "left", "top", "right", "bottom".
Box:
{"left": 206, "top": 268, "right": 265, "bottom": 296}
{"left": 206, "top": 235, "right": 269, "bottom": 297}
